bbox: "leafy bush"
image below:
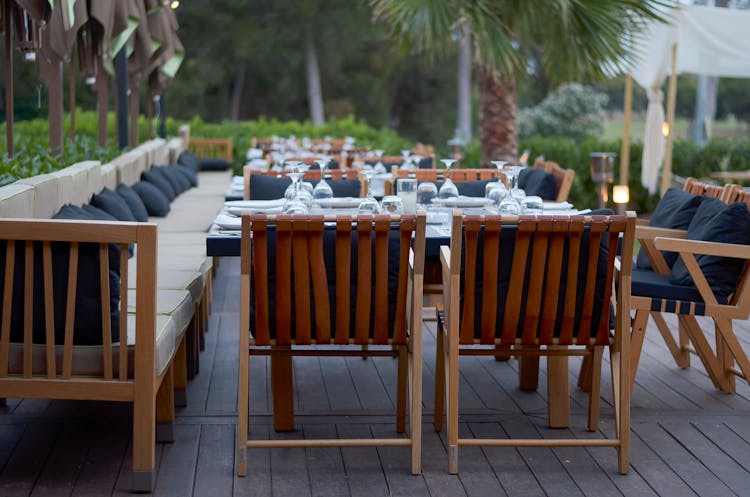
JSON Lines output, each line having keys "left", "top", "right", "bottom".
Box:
{"left": 517, "top": 83, "right": 608, "bottom": 141}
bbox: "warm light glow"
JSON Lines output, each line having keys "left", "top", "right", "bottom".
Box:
{"left": 170, "top": 0, "right": 180, "bottom": 8}
{"left": 662, "top": 121, "right": 670, "bottom": 137}
{"left": 613, "top": 185, "right": 630, "bottom": 204}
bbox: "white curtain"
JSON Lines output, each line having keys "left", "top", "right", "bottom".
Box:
{"left": 641, "top": 84, "right": 666, "bottom": 194}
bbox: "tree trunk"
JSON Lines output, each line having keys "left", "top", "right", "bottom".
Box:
{"left": 478, "top": 64, "right": 517, "bottom": 165}
{"left": 456, "top": 29, "right": 472, "bottom": 142}
{"left": 229, "top": 62, "right": 247, "bottom": 121}
{"left": 304, "top": 22, "right": 325, "bottom": 125}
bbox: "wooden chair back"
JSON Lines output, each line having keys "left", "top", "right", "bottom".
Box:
{"left": 385, "top": 167, "right": 506, "bottom": 195}
{"left": 188, "top": 137, "right": 233, "bottom": 163}
{"left": 243, "top": 168, "right": 365, "bottom": 200}
{"left": 683, "top": 177, "right": 741, "bottom": 203}
{"left": 240, "top": 213, "right": 425, "bottom": 346}
{"left": 534, "top": 160, "right": 575, "bottom": 203}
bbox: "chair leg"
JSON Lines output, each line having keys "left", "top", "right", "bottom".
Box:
{"left": 629, "top": 310, "right": 650, "bottom": 392}
{"left": 587, "top": 346, "right": 603, "bottom": 431}
{"left": 447, "top": 332, "right": 459, "bottom": 474}
{"left": 132, "top": 375, "right": 157, "bottom": 492}
{"left": 433, "top": 328, "right": 445, "bottom": 432}
{"left": 409, "top": 304, "right": 423, "bottom": 475}
{"left": 578, "top": 354, "right": 593, "bottom": 392}
{"left": 519, "top": 348, "right": 540, "bottom": 391}
{"left": 652, "top": 312, "right": 690, "bottom": 368}
{"left": 397, "top": 345, "right": 407, "bottom": 433}
{"left": 547, "top": 348, "right": 569, "bottom": 429}
{"left": 156, "top": 365, "right": 175, "bottom": 443}
{"left": 493, "top": 344, "right": 511, "bottom": 362}
{"left": 174, "top": 338, "right": 188, "bottom": 407}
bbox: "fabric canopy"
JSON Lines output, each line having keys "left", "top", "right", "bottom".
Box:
{"left": 629, "top": 4, "right": 750, "bottom": 194}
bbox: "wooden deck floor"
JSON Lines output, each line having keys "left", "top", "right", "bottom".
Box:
{"left": 2, "top": 257, "right": 750, "bottom": 496}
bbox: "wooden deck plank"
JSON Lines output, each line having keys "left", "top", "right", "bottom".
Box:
{"left": 30, "top": 421, "right": 88, "bottom": 497}
{"left": 371, "top": 423, "right": 431, "bottom": 497}
{"left": 302, "top": 424, "right": 351, "bottom": 497}
{"left": 320, "top": 356, "right": 361, "bottom": 411}
{"left": 70, "top": 423, "right": 129, "bottom": 497}
{"left": 268, "top": 430, "right": 312, "bottom": 497}
{"left": 453, "top": 423, "right": 508, "bottom": 497}
{"left": 338, "top": 424, "right": 390, "bottom": 497}
{"left": 0, "top": 423, "right": 58, "bottom": 497}
{"left": 180, "top": 313, "right": 221, "bottom": 414}
{"left": 419, "top": 426, "right": 469, "bottom": 497}
{"left": 235, "top": 424, "right": 271, "bottom": 497}
{"left": 152, "top": 424, "right": 201, "bottom": 497}
{"left": 345, "top": 355, "right": 395, "bottom": 412}
{"left": 205, "top": 314, "right": 241, "bottom": 414}
{"left": 295, "top": 357, "right": 330, "bottom": 412}
{"left": 193, "top": 424, "right": 235, "bottom": 497}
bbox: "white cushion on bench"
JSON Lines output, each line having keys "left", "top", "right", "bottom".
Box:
{"left": 17, "top": 174, "right": 60, "bottom": 219}
{"left": 127, "top": 288, "right": 193, "bottom": 342}
{"left": 0, "top": 184, "right": 34, "bottom": 218}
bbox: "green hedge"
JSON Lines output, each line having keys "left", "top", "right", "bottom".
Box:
{"left": 461, "top": 136, "right": 750, "bottom": 216}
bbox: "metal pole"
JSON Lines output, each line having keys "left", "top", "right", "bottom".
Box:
{"left": 69, "top": 52, "right": 76, "bottom": 143}
{"left": 158, "top": 91, "right": 166, "bottom": 139}
{"left": 660, "top": 43, "right": 678, "bottom": 196}
{"left": 4, "top": 0, "right": 14, "bottom": 158}
{"left": 115, "top": 47, "right": 128, "bottom": 149}
{"left": 96, "top": 74, "right": 108, "bottom": 147}
{"left": 619, "top": 74, "right": 633, "bottom": 186}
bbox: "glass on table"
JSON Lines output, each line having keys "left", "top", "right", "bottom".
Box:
{"left": 417, "top": 181, "right": 438, "bottom": 208}
{"left": 358, "top": 169, "right": 380, "bottom": 213}
{"left": 313, "top": 158, "right": 334, "bottom": 203}
{"left": 438, "top": 158, "right": 459, "bottom": 200}
{"left": 397, "top": 178, "right": 418, "bottom": 213}
{"left": 380, "top": 195, "right": 404, "bottom": 214}
{"left": 522, "top": 195, "right": 544, "bottom": 213}
{"left": 485, "top": 182, "right": 507, "bottom": 210}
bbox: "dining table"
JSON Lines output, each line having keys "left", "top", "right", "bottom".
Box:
{"left": 205, "top": 197, "right": 585, "bottom": 431}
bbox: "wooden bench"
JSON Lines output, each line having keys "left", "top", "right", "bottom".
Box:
{"left": 188, "top": 137, "right": 234, "bottom": 163}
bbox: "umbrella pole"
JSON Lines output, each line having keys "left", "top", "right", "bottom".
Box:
{"left": 619, "top": 74, "right": 633, "bottom": 186}
{"left": 129, "top": 75, "right": 139, "bottom": 148}
{"left": 4, "top": 0, "right": 14, "bottom": 158}
{"left": 660, "top": 43, "right": 678, "bottom": 196}
{"left": 69, "top": 51, "right": 76, "bottom": 143}
{"left": 39, "top": 28, "right": 64, "bottom": 157}
{"left": 96, "top": 74, "right": 108, "bottom": 147}
{"left": 115, "top": 47, "right": 128, "bottom": 149}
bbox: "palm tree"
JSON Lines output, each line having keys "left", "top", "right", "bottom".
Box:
{"left": 372, "top": 0, "right": 668, "bottom": 164}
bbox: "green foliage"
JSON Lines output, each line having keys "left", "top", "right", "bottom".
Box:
{"left": 517, "top": 84, "right": 608, "bottom": 140}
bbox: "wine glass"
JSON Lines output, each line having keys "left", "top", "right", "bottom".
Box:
{"left": 312, "top": 159, "right": 333, "bottom": 206}
{"left": 358, "top": 169, "right": 380, "bottom": 213}
{"left": 438, "top": 159, "right": 458, "bottom": 200}
{"left": 417, "top": 181, "right": 438, "bottom": 208}
{"left": 491, "top": 160, "right": 508, "bottom": 189}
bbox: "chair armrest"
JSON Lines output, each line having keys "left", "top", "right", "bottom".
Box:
{"left": 636, "top": 226, "right": 688, "bottom": 275}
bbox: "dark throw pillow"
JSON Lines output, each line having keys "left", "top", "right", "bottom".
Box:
{"left": 132, "top": 181, "right": 171, "bottom": 217}
{"left": 175, "top": 164, "right": 198, "bottom": 187}
{"left": 636, "top": 188, "right": 703, "bottom": 270}
{"left": 456, "top": 180, "right": 493, "bottom": 198}
{"left": 669, "top": 199, "right": 750, "bottom": 301}
{"left": 117, "top": 184, "right": 149, "bottom": 222}
{"left": 200, "top": 158, "right": 232, "bottom": 171}
{"left": 142, "top": 168, "right": 176, "bottom": 201}
{"left": 309, "top": 178, "right": 361, "bottom": 198}
{"left": 518, "top": 168, "right": 557, "bottom": 200}
{"left": 92, "top": 187, "right": 137, "bottom": 222}
{"left": 152, "top": 166, "right": 186, "bottom": 196}
{"left": 177, "top": 151, "right": 201, "bottom": 172}
{"left": 248, "top": 174, "right": 292, "bottom": 200}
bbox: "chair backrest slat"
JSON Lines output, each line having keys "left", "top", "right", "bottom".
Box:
{"left": 355, "top": 218, "right": 373, "bottom": 344}
{"left": 308, "top": 221, "right": 331, "bottom": 342}
{"left": 521, "top": 217, "right": 553, "bottom": 344}
{"left": 119, "top": 245, "right": 129, "bottom": 380}
{"left": 373, "top": 216, "right": 390, "bottom": 344}
{"left": 335, "top": 219, "right": 352, "bottom": 344}
{"left": 558, "top": 219, "right": 583, "bottom": 344}
{"left": 501, "top": 223, "right": 532, "bottom": 344}
{"left": 42, "top": 241, "right": 56, "bottom": 379}
{"left": 460, "top": 218, "right": 480, "bottom": 343}
{"left": 292, "top": 219, "right": 313, "bottom": 345}
{"left": 393, "top": 219, "right": 415, "bottom": 344}
{"left": 0, "top": 241, "right": 14, "bottom": 377}
{"left": 63, "top": 242, "right": 79, "bottom": 378}
{"left": 24, "top": 241, "right": 33, "bottom": 378}
{"left": 540, "top": 219, "right": 568, "bottom": 343}
{"left": 275, "top": 218, "right": 293, "bottom": 346}
{"left": 250, "top": 219, "right": 270, "bottom": 344}
{"left": 99, "top": 244, "right": 113, "bottom": 380}
{"left": 479, "top": 218, "right": 501, "bottom": 344}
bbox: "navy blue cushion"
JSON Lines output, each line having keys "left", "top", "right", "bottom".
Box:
{"left": 310, "top": 178, "right": 361, "bottom": 198}
{"left": 82, "top": 204, "right": 134, "bottom": 257}
{"left": 92, "top": 187, "right": 136, "bottom": 222}
{"left": 249, "top": 174, "right": 292, "bottom": 200}
{"left": 0, "top": 204, "right": 123, "bottom": 345}
{"left": 200, "top": 158, "right": 232, "bottom": 171}
{"left": 636, "top": 188, "right": 703, "bottom": 270}
{"left": 142, "top": 168, "right": 176, "bottom": 201}
{"left": 177, "top": 151, "right": 200, "bottom": 172}
{"left": 175, "top": 164, "right": 198, "bottom": 187}
{"left": 117, "top": 184, "right": 149, "bottom": 222}
{"left": 669, "top": 199, "right": 750, "bottom": 300}
{"left": 518, "top": 168, "right": 557, "bottom": 200}
{"left": 155, "top": 166, "right": 189, "bottom": 195}
{"left": 418, "top": 157, "right": 433, "bottom": 169}
{"left": 428, "top": 180, "right": 493, "bottom": 198}
{"left": 632, "top": 267, "right": 715, "bottom": 303}
{"left": 132, "top": 181, "right": 170, "bottom": 217}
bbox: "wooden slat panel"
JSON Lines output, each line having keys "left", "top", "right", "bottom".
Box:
{"left": 0, "top": 241, "right": 15, "bottom": 377}
{"left": 251, "top": 217, "right": 270, "bottom": 344}
{"left": 558, "top": 217, "right": 584, "bottom": 345}
{"left": 334, "top": 218, "right": 352, "bottom": 344}
{"left": 99, "top": 244, "right": 113, "bottom": 380}
{"left": 354, "top": 217, "right": 372, "bottom": 344}
{"left": 0, "top": 219, "right": 141, "bottom": 244}
{"left": 502, "top": 219, "right": 533, "bottom": 344}
{"left": 292, "top": 218, "right": 312, "bottom": 345}
{"left": 308, "top": 217, "right": 331, "bottom": 343}
{"left": 42, "top": 242, "right": 56, "bottom": 379}
{"left": 62, "top": 243, "right": 79, "bottom": 378}
{"left": 373, "top": 216, "right": 390, "bottom": 345}
{"left": 540, "top": 218, "right": 568, "bottom": 344}
{"left": 521, "top": 218, "right": 553, "bottom": 345}
{"left": 23, "top": 241, "right": 33, "bottom": 378}
{"left": 480, "top": 217, "right": 501, "bottom": 345}
{"left": 460, "top": 217, "right": 481, "bottom": 344}
{"left": 576, "top": 217, "right": 606, "bottom": 345}
{"left": 119, "top": 244, "right": 129, "bottom": 381}
{"left": 275, "top": 217, "right": 293, "bottom": 346}
{"left": 393, "top": 217, "right": 415, "bottom": 344}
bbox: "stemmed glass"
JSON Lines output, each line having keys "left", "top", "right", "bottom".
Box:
{"left": 312, "top": 158, "right": 333, "bottom": 206}
{"left": 438, "top": 159, "right": 458, "bottom": 200}
{"left": 358, "top": 169, "right": 380, "bottom": 213}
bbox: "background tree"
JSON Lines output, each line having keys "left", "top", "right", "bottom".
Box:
{"left": 372, "top": 0, "right": 667, "bottom": 164}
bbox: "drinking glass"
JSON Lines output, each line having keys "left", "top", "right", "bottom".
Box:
{"left": 380, "top": 195, "right": 404, "bottom": 214}
{"left": 312, "top": 159, "right": 333, "bottom": 205}
{"left": 438, "top": 159, "right": 458, "bottom": 200}
{"left": 485, "top": 182, "right": 507, "bottom": 210}
{"left": 358, "top": 169, "right": 380, "bottom": 213}
{"left": 491, "top": 160, "right": 508, "bottom": 189}
{"left": 417, "top": 181, "right": 438, "bottom": 208}
{"left": 397, "top": 178, "right": 418, "bottom": 213}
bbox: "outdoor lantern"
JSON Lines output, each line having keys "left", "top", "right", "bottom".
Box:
{"left": 613, "top": 185, "right": 629, "bottom": 214}
{"left": 590, "top": 152, "right": 616, "bottom": 209}
{"left": 13, "top": 6, "right": 42, "bottom": 61}
{"left": 662, "top": 121, "right": 670, "bottom": 137}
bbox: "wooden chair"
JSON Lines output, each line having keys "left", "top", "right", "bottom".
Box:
{"left": 242, "top": 167, "right": 365, "bottom": 200}
{"left": 631, "top": 183, "right": 750, "bottom": 393}
{"left": 188, "top": 137, "right": 233, "bottom": 163}
{"left": 434, "top": 211, "right": 635, "bottom": 474}
{"left": 237, "top": 213, "right": 426, "bottom": 476}
{"left": 0, "top": 219, "right": 176, "bottom": 491}
{"left": 534, "top": 160, "right": 575, "bottom": 203}
{"left": 384, "top": 167, "right": 506, "bottom": 195}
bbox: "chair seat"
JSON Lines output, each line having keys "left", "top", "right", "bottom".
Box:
{"left": 127, "top": 288, "right": 194, "bottom": 340}
{"left": 632, "top": 268, "right": 728, "bottom": 311}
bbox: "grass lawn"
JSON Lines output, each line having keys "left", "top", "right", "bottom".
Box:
{"left": 602, "top": 116, "right": 750, "bottom": 142}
